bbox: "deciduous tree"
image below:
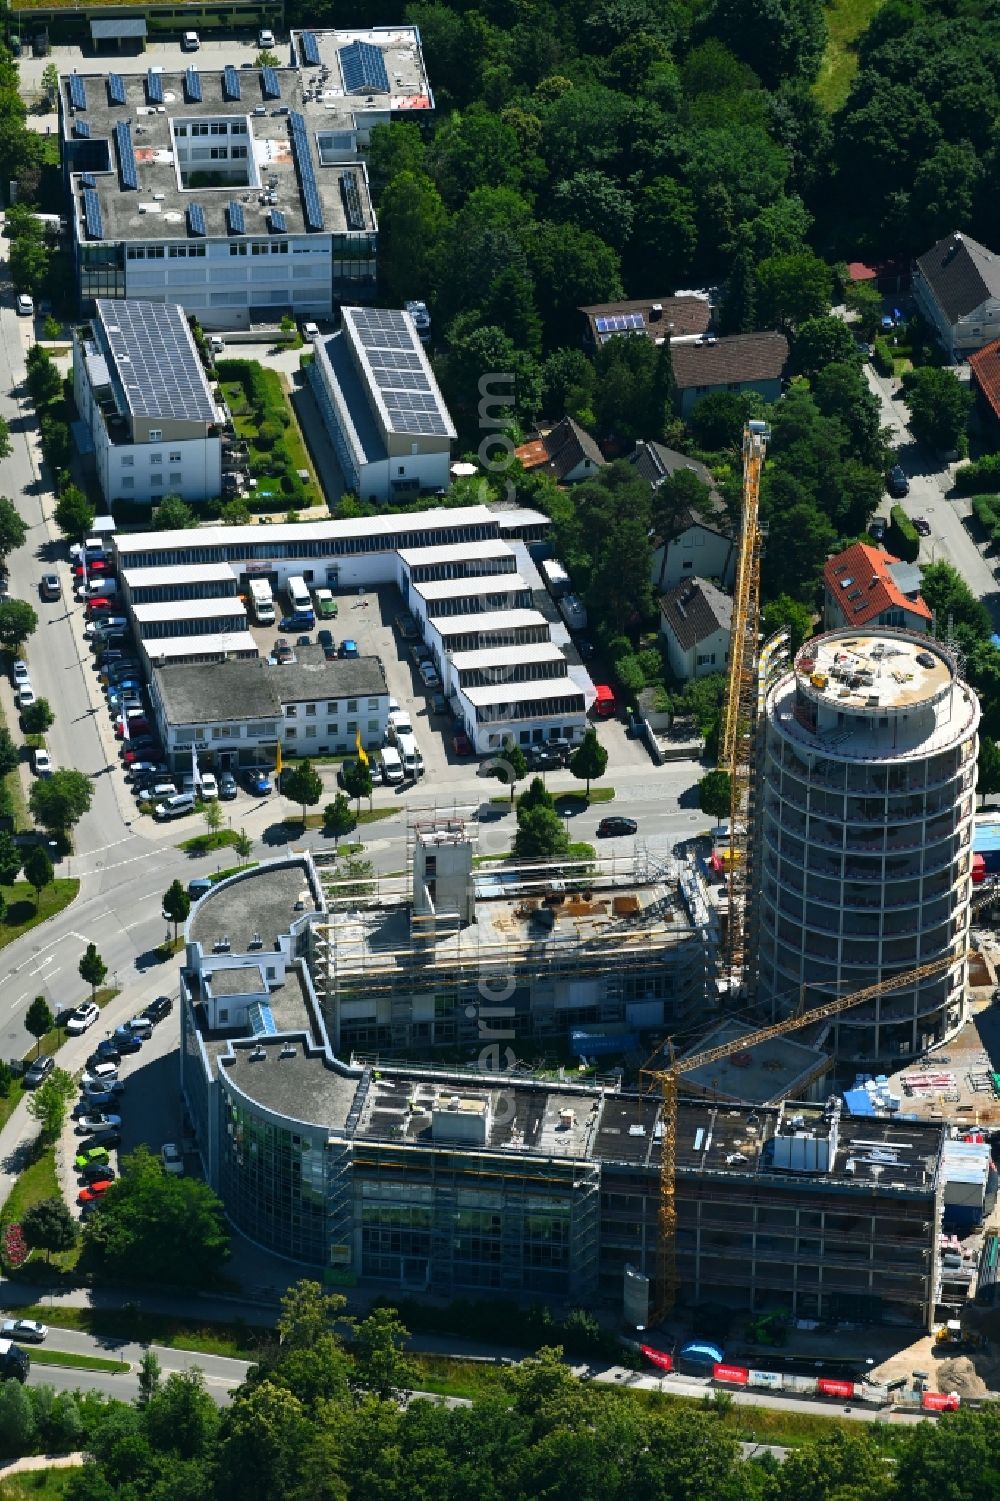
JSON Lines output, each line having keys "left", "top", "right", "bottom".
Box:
{"left": 0, "top": 497, "right": 25, "bottom": 558}
{"left": 569, "top": 727, "right": 608, "bottom": 797}
{"left": 22, "top": 846, "right": 53, "bottom": 910}
{"left": 21, "top": 1195, "right": 77, "bottom": 1261}
{"left": 24, "top": 994, "right": 52, "bottom": 1056}
{"left": 78, "top": 942, "right": 107, "bottom": 1000}
{"left": 26, "top": 1069, "right": 75, "bottom": 1141}
{"left": 0, "top": 599, "right": 37, "bottom": 652}
{"left": 162, "top": 879, "right": 191, "bottom": 942}
{"left": 698, "top": 769, "right": 732, "bottom": 820}
{"left": 29, "top": 768, "right": 93, "bottom": 832}
{"left": 282, "top": 760, "right": 323, "bottom": 824}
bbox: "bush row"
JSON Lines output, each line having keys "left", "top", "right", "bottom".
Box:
{"left": 888, "top": 504, "right": 919, "bottom": 563}
{"left": 954, "top": 453, "right": 1000, "bottom": 494}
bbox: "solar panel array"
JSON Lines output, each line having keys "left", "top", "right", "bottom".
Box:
{"left": 269, "top": 208, "right": 287, "bottom": 233}
{"left": 350, "top": 309, "right": 451, "bottom": 437}
{"left": 261, "top": 66, "right": 280, "bottom": 99}
{"left": 146, "top": 69, "right": 164, "bottom": 104}
{"left": 339, "top": 170, "right": 364, "bottom": 231}
{"left": 107, "top": 73, "right": 126, "bottom": 106}
{"left": 73, "top": 121, "right": 91, "bottom": 139}
{"left": 184, "top": 67, "right": 202, "bottom": 102}
{"left": 301, "top": 31, "right": 321, "bottom": 65}
{"left": 223, "top": 64, "right": 241, "bottom": 101}
{"left": 83, "top": 189, "right": 103, "bottom": 241}
{"left": 187, "top": 202, "right": 206, "bottom": 237}
{"left": 288, "top": 112, "right": 324, "bottom": 232}
{"left": 115, "top": 120, "right": 138, "bottom": 190}
{"left": 95, "top": 300, "right": 216, "bottom": 422}
{"left": 80, "top": 173, "right": 96, "bottom": 189}
{"left": 68, "top": 75, "right": 87, "bottom": 111}
{"left": 338, "top": 39, "right": 390, "bottom": 95}
{"left": 227, "top": 200, "right": 245, "bottom": 235}
{"left": 593, "top": 311, "right": 646, "bottom": 334}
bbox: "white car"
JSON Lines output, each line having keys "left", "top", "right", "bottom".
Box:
{"left": 15, "top": 294, "right": 33, "bottom": 317}
{"left": 65, "top": 1002, "right": 100, "bottom": 1035}
{"left": 161, "top": 1142, "right": 184, "bottom": 1176}
{"left": 258, "top": 27, "right": 275, "bottom": 47}
{"left": 32, "top": 749, "right": 52, "bottom": 777}
{"left": 302, "top": 322, "right": 319, "bottom": 342}
{"left": 75, "top": 1113, "right": 122, "bottom": 1135}
{"left": 418, "top": 661, "right": 440, "bottom": 689}
{"left": 11, "top": 660, "right": 29, "bottom": 685}
{"left": 198, "top": 772, "right": 219, "bottom": 800}
{"left": 17, "top": 685, "right": 36, "bottom": 709}
{"left": 81, "top": 1063, "right": 119, "bottom": 1088}
{"left": 182, "top": 30, "right": 200, "bottom": 49}
{"left": 0, "top": 1319, "right": 46, "bottom": 1343}
{"left": 127, "top": 1016, "right": 153, "bottom": 1039}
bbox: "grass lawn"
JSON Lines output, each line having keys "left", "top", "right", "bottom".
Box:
{"left": 555, "top": 787, "right": 615, "bottom": 806}
{"left": 178, "top": 828, "right": 241, "bottom": 855}
{"left": 1, "top": 1143, "right": 59, "bottom": 1231}
{"left": 29, "top": 1347, "right": 129, "bottom": 1374}
{"left": 222, "top": 364, "right": 321, "bottom": 511}
{"left": 10, "top": 1302, "right": 272, "bottom": 1361}
{"left": 813, "top": 0, "right": 884, "bottom": 110}
{"left": 356, "top": 807, "right": 397, "bottom": 826}
{"left": 0, "top": 880, "right": 79, "bottom": 952}
{"left": 209, "top": 862, "right": 259, "bottom": 883}
{"left": 0, "top": 696, "right": 29, "bottom": 833}
{"left": 0, "top": 1471, "right": 81, "bottom": 1501}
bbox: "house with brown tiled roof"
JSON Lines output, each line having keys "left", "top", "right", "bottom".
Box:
{"left": 659, "top": 577, "right": 733, "bottom": 681}
{"left": 968, "top": 338, "right": 1000, "bottom": 436}
{"left": 515, "top": 416, "right": 605, "bottom": 485}
{"left": 823, "top": 542, "right": 931, "bottom": 634}
{"left": 579, "top": 295, "right": 711, "bottom": 350}
{"left": 671, "top": 332, "right": 789, "bottom": 419}
{"left": 914, "top": 231, "right": 1000, "bottom": 360}
{"left": 631, "top": 441, "right": 737, "bottom": 592}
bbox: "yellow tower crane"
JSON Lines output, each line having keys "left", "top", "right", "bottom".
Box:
{"left": 642, "top": 950, "right": 963, "bottom": 1322}
{"left": 719, "top": 420, "right": 770, "bottom": 996}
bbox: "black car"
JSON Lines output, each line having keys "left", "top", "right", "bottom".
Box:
{"left": 81, "top": 1130, "right": 121, "bottom": 1150}
{"left": 79, "top": 1162, "right": 116, "bottom": 1184}
{"left": 317, "top": 629, "right": 336, "bottom": 661}
{"left": 869, "top": 517, "right": 887, "bottom": 543}
{"left": 89, "top": 1043, "right": 120, "bottom": 1067}
{"left": 296, "top": 634, "right": 312, "bottom": 647}
{"left": 526, "top": 747, "right": 562, "bottom": 771}
{"left": 597, "top": 816, "right": 639, "bottom": 838}
{"left": 887, "top": 464, "right": 909, "bottom": 498}
{"left": 143, "top": 995, "right": 173, "bottom": 1025}
{"left": 111, "top": 1028, "right": 142, "bottom": 1054}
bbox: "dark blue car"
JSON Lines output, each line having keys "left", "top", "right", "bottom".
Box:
{"left": 279, "top": 611, "right": 315, "bottom": 632}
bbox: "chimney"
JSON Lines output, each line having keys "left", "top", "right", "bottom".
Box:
{"left": 650, "top": 303, "right": 663, "bottom": 322}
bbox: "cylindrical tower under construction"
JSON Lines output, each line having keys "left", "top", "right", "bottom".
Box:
{"left": 757, "top": 627, "right": 979, "bottom": 1065}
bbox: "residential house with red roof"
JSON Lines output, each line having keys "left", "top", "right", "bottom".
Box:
{"left": 514, "top": 416, "right": 605, "bottom": 486}
{"left": 968, "top": 338, "right": 1000, "bottom": 438}
{"left": 823, "top": 542, "right": 931, "bottom": 635}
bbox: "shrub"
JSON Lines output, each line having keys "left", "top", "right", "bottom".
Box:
{"left": 954, "top": 454, "right": 1000, "bottom": 494}
{"left": 872, "top": 336, "right": 894, "bottom": 378}
{"left": 614, "top": 654, "right": 647, "bottom": 698}
{"left": 888, "top": 504, "right": 919, "bottom": 563}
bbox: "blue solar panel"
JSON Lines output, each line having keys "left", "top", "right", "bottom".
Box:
{"left": 83, "top": 189, "right": 103, "bottom": 241}
{"left": 261, "top": 66, "right": 280, "bottom": 99}
{"left": 223, "top": 64, "right": 241, "bottom": 101}
{"left": 68, "top": 74, "right": 87, "bottom": 111}
{"left": 73, "top": 121, "right": 91, "bottom": 139}
{"left": 187, "top": 203, "right": 206, "bottom": 237}
{"left": 226, "top": 200, "right": 245, "bottom": 235}
{"left": 146, "top": 69, "right": 163, "bottom": 104}
{"left": 115, "top": 120, "right": 138, "bottom": 190}
{"left": 107, "top": 73, "right": 126, "bottom": 106}
{"left": 338, "top": 39, "right": 389, "bottom": 95}
{"left": 301, "top": 31, "right": 320, "bottom": 65}
{"left": 339, "top": 170, "right": 364, "bottom": 231}
{"left": 288, "top": 112, "right": 324, "bottom": 233}
{"left": 80, "top": 173, "right": 96, "bottom": 189}
{"left": 269, "top": 208, "right": 287, "bottom": 234}
{"left": 184, "top": 67, "right": 202, "bottom": 102}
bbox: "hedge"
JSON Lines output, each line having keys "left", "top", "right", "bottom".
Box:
{"left": 888, "top": 504, "right": 919, "bottom": 563}
{"left": 954, "top": 454, "right": 1000, "bottom": 495}
{"left": 872, "top": 337, "right": 895, "bottom": 378}
{"left": 971, "top": 494, "right": 1000, "bottom": 545}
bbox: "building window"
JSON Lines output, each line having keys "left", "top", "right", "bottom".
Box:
{"left": 346, "top": 721, "right": 357, "bottom": 734}
{"left": 285, "top": 705, "right": 298, "bottom": 718}
{"left": 150, "top": 454, "right": 162, "bottom": 464}
{"left": 367, "top": 719, "right": 378, "bottom": 733}
{"left": 121, "top": 456, "right": 134, "bottom": 467}
{"left": 305, "top": 704, "right": 316, "bottom": 716}
{"left": 326, "top": 701, "right": 339, "bottom": 713}
{"left": 347, "top": 700, "right": 357, "bottom": 713}
{"left": 305, "top": 726, "right": 317, "bottom": 738}
{"left": 697, "top": 653, "right": 715, "bottom": 666}
{"left": 151, "top": 473, "right": 163, "bottom": 487}
{"left": 170, "top": 473, "right": 182, "bottom": 486}
{"left": 219, "top": 1008, "right": 228, "bottom": 1023}
{"left": 398, "top": 466, "right": 405, "bottom": 476}
{"left": 121, "top": 478, "right": 134, "bottom": 490}
{"left": 169, "top": 452, "right": 182, "bottom": 462}
{"left": 367, "top": 698, "right": 379, "bottom": 710}
{"left": 285, "top": 727, "right": 297, "bottom": 739}
{"left": 149, "top": 430, "right": 162, "bottom": 441}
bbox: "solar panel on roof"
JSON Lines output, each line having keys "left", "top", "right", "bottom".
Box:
{"left": 288, "top": 112, "right": 324, "bottom": 232}
{"left": 223, "top": 64, "right": 241, "bottom": 101}
{"left": 146, "top": 69, "right": 163, "bottom": 104}
{"left": 107, "top": 73, "right": 126, "bottom": 106}
{"left": 95, "top": 300, "right": 216, "bottom": 423}
{"left": 115, "top": 120, "right": 138, "bottom": 190}
{"left": 83, "top": 189, "right": 103, "bottom": 241}
{"left": 68, "top": 74, "right": 87, "bottom": 111}
{"left": 80, "top": 173, "right": 96, "bottom": 189}
{"left": 301, "top": 30, "right": 320, "bottom": 65}
{"left": 339, "top": 170, "right": 364, "bottom": 231}
{"left": 261, "top": 66, "right": 280, "bottom": 99}
{"left": 226, "top": 200, "right": 245, "bottom": 235}
{"left": 187, "top": 203, "right": 206, "bottom": 237}
{"left": 73, "top": 121, "right": 91, "bottom": 139}
{"left": 338, "top": 39, "right": 389, "bottom": 95}
{"left": 269, "top": 208, "right": 287, "bottom": 233}
{"left": 184, "top": 67, "right": 202, "bottom": 102}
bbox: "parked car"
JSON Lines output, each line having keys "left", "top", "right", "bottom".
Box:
{"left": 80, "top": 1163, "right": 116, "bottom": 1185}
{"left": 112, "top": 1025, "right": 142, "bottom": 1053}
{"left": 115, "top": 715, "right": 151, "bottom": 739}
{"left": 218, "top": 771, "right": 238, "bottom": 800}
{"left": 258, "top": 26, "right": 275, "bottom": 46}
{"left": 126, "top": 1015, "right": 153, "bottom": 1040}
{"left": 597, "top": 816, "right": 639, "bottom": 838}
{"left": 182, "top": 29, "right": 200, "bottom": 48}
{"left": 394, "top": 613, "right": 418, "bottom": 639}
{"left": 66, "top": 1002, "right": 100, "bottom": 1035}
{"left": 273, "top": 639, "right": 293, "bottom": 664}
{"left": 198, "top": 772, "right": 219, "bottom": 800}
{"left": 187, "top": 877, "right": 213, "bottom": 899}
{"left": 0, "top": 1320, "right": 46, "bottom": 1344}
{"left": 16, "top": 685, "right": 36, "bottom": 710}
{"left": 23, "top": 1056, "right": 54, "bottom": 1089}
{"left": 429, "top": 691, "right": 447, "bottom": 715}
{"left": 526, "top": 746, "right": 562, "bottom": 771}
{"left": 11, "top": 661, "right": 29, "bottom": 686}
{"left": 912, "top": 516, "right": 931, "bottom": 536}
{"left": 418, "top": 661, "right": 440, "bottom": 689}
{"left": 16, "top": 293, "right": 33, "bottom": 317}
{"left": 296, "top": 634, "right": 312, "bottom": 647}
{"left": 32, "top": 749, "right": 52, "bottom": 777}
{"left": 143, "top": 995, "right": 173, "bottom": 1025}
{"left": 246, "top": 769, "right": 271, "bottom": 795}
{"left": 888, "top": 465, "right": 910, "bottom": 498}
{"left": 89, "top": 1043, "right": 120, "bottom": 1067}
{"left": 74, "top": 1145, "right": 110, "bottom": 1170}
{"left": 452, "top": 731, "right": 472, "bottom": 756}
{"left": 279, "top": 612, "right": 315, "bottom": 633}
{"left": 869, "top": 517, "right": 887, "bottom": 543}
{"left": 124, "top": 762, "right": 169, "bottom": 783}
{"left": 78, "top": 1180, "right": 113, "bottom": 1204}
{"left": 317, "top": 629, "right": 336, "bottom": 661}
{"left": 39, "top": 574, "right": 60, "bottom": 601}
{"left": 75, "top": 1113, "right": 121, "bottom": 1136}
{"left": 161, "top": 1142, "right": 184, "bottom": 1176}
{"left": 338, "top": 638, "right": 359, "bottom": 658}
{"left": 81, "top": 1064, "right": 119, "bottom": 1089}
{"left": 80, "top": 1080, "right": 125, "bottom": 1102}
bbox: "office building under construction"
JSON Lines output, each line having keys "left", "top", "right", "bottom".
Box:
{"left": 179, "top": 853, "right": 950, "bottom": 1328}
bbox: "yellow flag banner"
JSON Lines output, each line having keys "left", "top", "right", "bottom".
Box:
{"left": 356, "top": 731, "right": 368, "bottom": 766}
{"left": 275, "top": 741, "right": 283, "bottom": 777}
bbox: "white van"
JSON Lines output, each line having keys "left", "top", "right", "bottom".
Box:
{"left": 286, "top": 575, "right": 312, "bottom": 615}
{"left": 395, "top": 733, "right": 421, "bottom": 777}
{"left": 388, "top": 709, "right": 413, "bottom": 742}
{"left": 154, "top": 791, "right": 196, "bottom": 821}
{"left": 381, "top": 746, "right": 404, "bottom": 784}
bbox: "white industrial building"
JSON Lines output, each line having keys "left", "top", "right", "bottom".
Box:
{"left": 757, "top": 627, "right": 979, "bottom": 1064}
{"left": 57, "top": 27, "right": 435, "bottom": 323}
{"left": 307, "top": 307, "right": 455, "bottom": 501}
{"left": 131, "top": 597, "right": 249, "bottom": 639}
{"left": 72, "top": 300, "right": 223, "bottom": 507}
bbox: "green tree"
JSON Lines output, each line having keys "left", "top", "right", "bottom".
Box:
{"left": 920, "top": 560, "right": 991, "bottom": 637}
{"left": 698, "top": 769, "right": 732, "bottom": 820}
{"left": 137, "top": 1349, "right": 162, "bottom": 1408}
{"left": 513, "top": 804, "right": 570, "bottom": 859}
{"left": 29, "top": 768, "right": 93, "bottom": 833}
{"left": 0, "top": 732, "right": 18, "bottom": 783}
{"left": 9, "top": 233, "right": 49, "bottom": 296}
{"left": 282, "top": 759, "right": 323, "bottom": 824}
{"left": 20, "top": 1195, "right": 77, "bottom": 1262}
{"left": 700, "top": 0, "right": 826, "bottom": 88}
{"left": 901, "top": 366, "right": 973, "bottom": 454}
{"left": 496, "top": 738, "right": 529, "bottom": 803}
{"left": 377, "top": 170, "right": 449, "bottom": 304}
{"left": 22, "top": 846, "right": 53, "bottom": 911}
{"left": 519, "top": 775, "right": 556, "bottom": 814}
{"left": 20, "top": 697, "right": 53, "bottom": 735}
{"left": 203, "top": 798, "right": 224, "bottom": 837}
{"left": 277, "top": 1280, "right": 348, "bottom": 1350}
{"left": 845, "top": 280, "right": 883, "bottom": 341}
{"left": 342, "top": 758, "right": 373, "bottom": 813}
{"left": 145, "top": 1369, "right": 220, "bottom": 1458}
{"left": 323, "top": 795, "right": 354, "bottom": 837}
{"left": 755, "top": 250, "right": 833, "bottom": 328}
{"left": 0, "top": 831, "right": 22, "bottom": 887}
{"left": 233, "top": 827, "right": 253, "bottom": 864}
{"left": 792, "top": 315, "right": 860, "bottom": 378}
{"left": 0, "top": 497, "right": 26, "bottom": 559}
{"left": 0, "top": 1378, "right": 35, "bottom": 1454}
{"left": 40, "top": 64, "right": 59, "bottom": 101}
{"left": 154, "top": 495, "right": 197, "bottom": 530}
{"left": 78, "top": 942, "right": 107, "bottom": 1000}
{"left": 762, "top": 594, "right": 813, "bottom": 652}
{"left": 26, "top": 1068, "right": 75, "bottom": 1142}
{"left": 24, "top": 994, "right": 53, "bottom": 1057}
{"left": 162, "top": 879, "right": 191, "bottom": 942}
{"left": 254, "top": 50, "right": 280, "bottom": 67}
{"left": 568, "top": 727, "right": 608, "bottom": 797}
{"left": 350, "top": 1307, "right": 418, "bottom": 1402}
{"left": 0, "top": 599, "right": 38, "bottom": 652}
{"left": 53, "top": 485, "right": 95, "bottom": 541}
{"left": 214, "top": 1380, "right": 343, "bottom": 1501}
{"left": 82, "top": 1144, "right": 230, "bottom": 1286}
{"left": 978, "top": 735, "right": 1000, "bottom": 806}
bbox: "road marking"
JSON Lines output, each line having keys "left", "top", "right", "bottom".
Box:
{"left": 28, "top": 955, "right": 55, "bottom": 976}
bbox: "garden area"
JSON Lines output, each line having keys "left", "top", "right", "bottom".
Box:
{"left": 216, "top": 359, "right": 322, "bottom": 515}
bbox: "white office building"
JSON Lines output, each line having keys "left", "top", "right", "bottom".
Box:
{"left": 73, "top": 300, "right": 223, "bottom": 506}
